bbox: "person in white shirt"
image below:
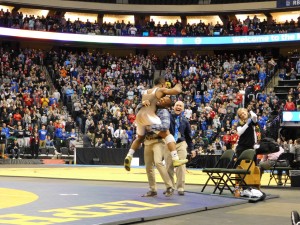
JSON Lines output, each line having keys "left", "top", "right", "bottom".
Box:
{"left": 114, "top": 126, "right": 123, "bottom": 138}
{"left": 184, "top": 106, "right": 193, "bottom": 120}
{"left": 129, "top": 25, "right": 137, "bottom": 36}
{"left": 127, "top": 88, "right": 134, "bottom": 100}
{"left": 107, "top": 123, "right": 115, "bottom": 136}
{"left": 137, "top": 83, "right": 146, "bottom": 97}
{"left": 236, "top": 108, "right": 258, "bottom": 157}
{"left": 110, "top": 103, "right": 120, "bottom": 115}
{"left": 53, "top": 89, "right": 61, "bottom": 102}
{"left": 188, "top": 64, "right": 197, "bottom": 74}
{"left": 120, "top": 130, "right": 129, "bottom": 148}
{"left": 114, "top": 126, "right": 123, "bottom": 148}
{"left": 257, "top": 53, "right": 264, "bottom": 66}
{"left": 223, "top": 60, "right": 230, "bottom": 71}
{"left": 111, "top": 61, "right": 117, "bottom": 70}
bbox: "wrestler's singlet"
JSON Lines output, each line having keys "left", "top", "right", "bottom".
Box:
{"left": 135, "top": 87, "right": 161, "bottom": 126}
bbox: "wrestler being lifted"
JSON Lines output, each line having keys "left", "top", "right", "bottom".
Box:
{"left": 124, "top": 77, "right": 188, "bottom": 171}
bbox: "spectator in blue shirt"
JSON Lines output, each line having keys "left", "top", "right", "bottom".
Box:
{"left": 54, "top": 125, "right": 64, "bottom": 152}
{"left": 181, "top": 66, "right": 189, "bottom": 78}
{"left": 105, "top": 137, "right": 114, "bottom": 148}
{"left": 49, "top": 95, "right": 58, "bottom": 106}
{"left": 11, "top": 80, "right": 19, "bottom": 93}
{"left": 61, "top": 128, "right": 69, "bottom": 142}
{"left": 231, "top": 116, "right": 239, "bottom": 126}
{"left": 38, "top": 125, "right": 47, "bottom": 148}
{"left": 194, "top": 91, "right": 202, "bottom": 106}
{"left": 200, "top": 118, "right": 207, "bottom": 131}
{"left": 46, "top": 135, "right": 54, "bottom": 148}
{"left": 54, "top": 125, "right": 63, "bottom": 140}
{"left": 261, "top": 113, "right": 269, "bottom": 122}
{"left": 257, "top": 90, "right": 267, "bottom": 103}
{"left": 126, "top": 127, "right": 134, "bottom": 145}
{"left": 2, "top": 123, "right": 10, "bottom": 138}
{"left": 206, "top": 125, "right": 214, "bottom": 142}
{"left": 65, "top": 86, "right": 74, "bottom": 104}
{"left": 258, "top": 69, "right": 266, "bottom": 85}
{"left": 258, "top": 116, "right": 267, "bottom": 130}
{"left": 203, "top": 92, "right": 211, "bottom": 104}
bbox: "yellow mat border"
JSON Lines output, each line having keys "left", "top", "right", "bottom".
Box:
{"left": 0, "top": 165, "right": 276, "bottom": 186}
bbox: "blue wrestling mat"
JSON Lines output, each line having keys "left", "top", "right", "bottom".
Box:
{"left": 0, "top": 178, "right": 248, "bottom": 225}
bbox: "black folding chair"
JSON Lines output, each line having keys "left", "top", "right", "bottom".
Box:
{"left": 201, "top": 149, "right": 235, "bottom": 193}
{"left": 268, "top": 152, "right": 295, "bottom": 186}
{"left": 216, "top": 149, "right": 256, "bottom": 195}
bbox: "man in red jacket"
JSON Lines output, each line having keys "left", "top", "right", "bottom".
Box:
{"left": 222, "top": 131, "right": 232, "bottom": 150}
{"left": 230, "top": 130, "right": 239, "bottom": 150}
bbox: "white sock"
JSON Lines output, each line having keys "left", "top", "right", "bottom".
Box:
{"left": 127, "top": 149, "right": 135, "bottom": 157}
{"left": 171, "top": 151, "right": 179, "bottom": 160}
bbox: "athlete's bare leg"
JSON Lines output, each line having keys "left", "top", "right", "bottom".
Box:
{"left": 124, "top": 135, "right": 145, "bottom": 171}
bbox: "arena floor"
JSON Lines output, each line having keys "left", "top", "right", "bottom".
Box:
{"left": 0, "top": 164, "right": 299, "bottom": 225}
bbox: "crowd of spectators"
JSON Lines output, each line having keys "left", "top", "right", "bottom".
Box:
{"left": 42, "top": 46, "right": 295, "bottom": 154}
{"left": 45, "top": 50, "right": 156, "bottom": 149}
{"left": 0, "top": 47, "right": 77, "bottom": 159}
{"left": 1, "top": 8, "right": 300, "bottom": 37}
{"left": 1, "top": 43, "right": 299, "bottom": 160}
{"left": 162, "top": 51, "right": 283, "bottom": 154}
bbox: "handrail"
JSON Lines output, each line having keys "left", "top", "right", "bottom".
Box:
{"left": 266, "top": 70, "right": 279, "bottom": 94}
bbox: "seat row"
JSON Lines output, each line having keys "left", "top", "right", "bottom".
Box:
{"left": 201, "top": 149, "right": 298, "bottom": 194}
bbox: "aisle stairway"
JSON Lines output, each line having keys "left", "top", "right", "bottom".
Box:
{"left": 274, "top": 75, "right": 300, "bottom": 100}
{"left": 272, "top": 74, "right": 300, "bottom": 140}
{"left": 43, "top": 66, "right": 83, "bottom": 148}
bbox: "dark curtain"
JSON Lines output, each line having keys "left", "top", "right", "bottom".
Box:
{"left": 76, "top": 148, "right": 145, "bottom": 165}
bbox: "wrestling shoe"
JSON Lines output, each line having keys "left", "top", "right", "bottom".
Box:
{"left": 178, "top": 191, "right": 185, "bottom": 196}
{"left": 141, "top": 191, "right": 157, "bottom": 197}
{"left": 164, "top": 187, "right": 174, "bottom": 197}
{"left": 291, "top": 211, "right": 300, "bottom": 225}
{"left": 124, "top": 155, "right": 132, "bottom": 171}
{"left": 173, "top": 159, "right": 188, "bottom": 167}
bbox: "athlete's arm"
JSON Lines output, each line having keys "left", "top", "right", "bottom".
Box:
{"left": 156, "top": 83, "right": 182, "bottom": 98}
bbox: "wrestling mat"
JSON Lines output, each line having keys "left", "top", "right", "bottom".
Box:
{"left": 0, "top": 165, "right": 279, "bottom": 225}
{"left": 0, "top": 177, "right": 248, "bottom": 225}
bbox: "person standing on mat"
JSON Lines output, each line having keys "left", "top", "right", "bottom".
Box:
{"left": 236, "top": 107, "right": 258, "bottom": 157}
{"left": 142, "top": 96, "right": 175, "bottom": 197}
{"left": 165, "top": 100, "right": 193, "bottom": 196}
{"left": 124, "top": 77, "right": 188, "bottom": 171}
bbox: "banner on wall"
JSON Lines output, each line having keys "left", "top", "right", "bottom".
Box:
{"left": 277, "top": 0, "right": 300, "bottom": 8}
{"left": 282, "top": 111, "right": 300, "bottom": 122}
{"left": 2, "top": 27, "right": 300, "bottom": 46}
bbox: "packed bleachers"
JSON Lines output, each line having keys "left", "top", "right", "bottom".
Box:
{"left": 1, "top": 43, "right": 300, "bottom": 162}
{"left": 44, "top": 50, "right": 156, "bottom": 149}
{"left": 1, "top": 9, "right": 300, "bottom": 37}
{"left": 0, "top": 0, "right": 299, "bottom": 189}
{"left": 0, "top": 47, "right": 77, "bottom": 159}
{"left": 40, "top": 48, "right": 287, "bottom": 154}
